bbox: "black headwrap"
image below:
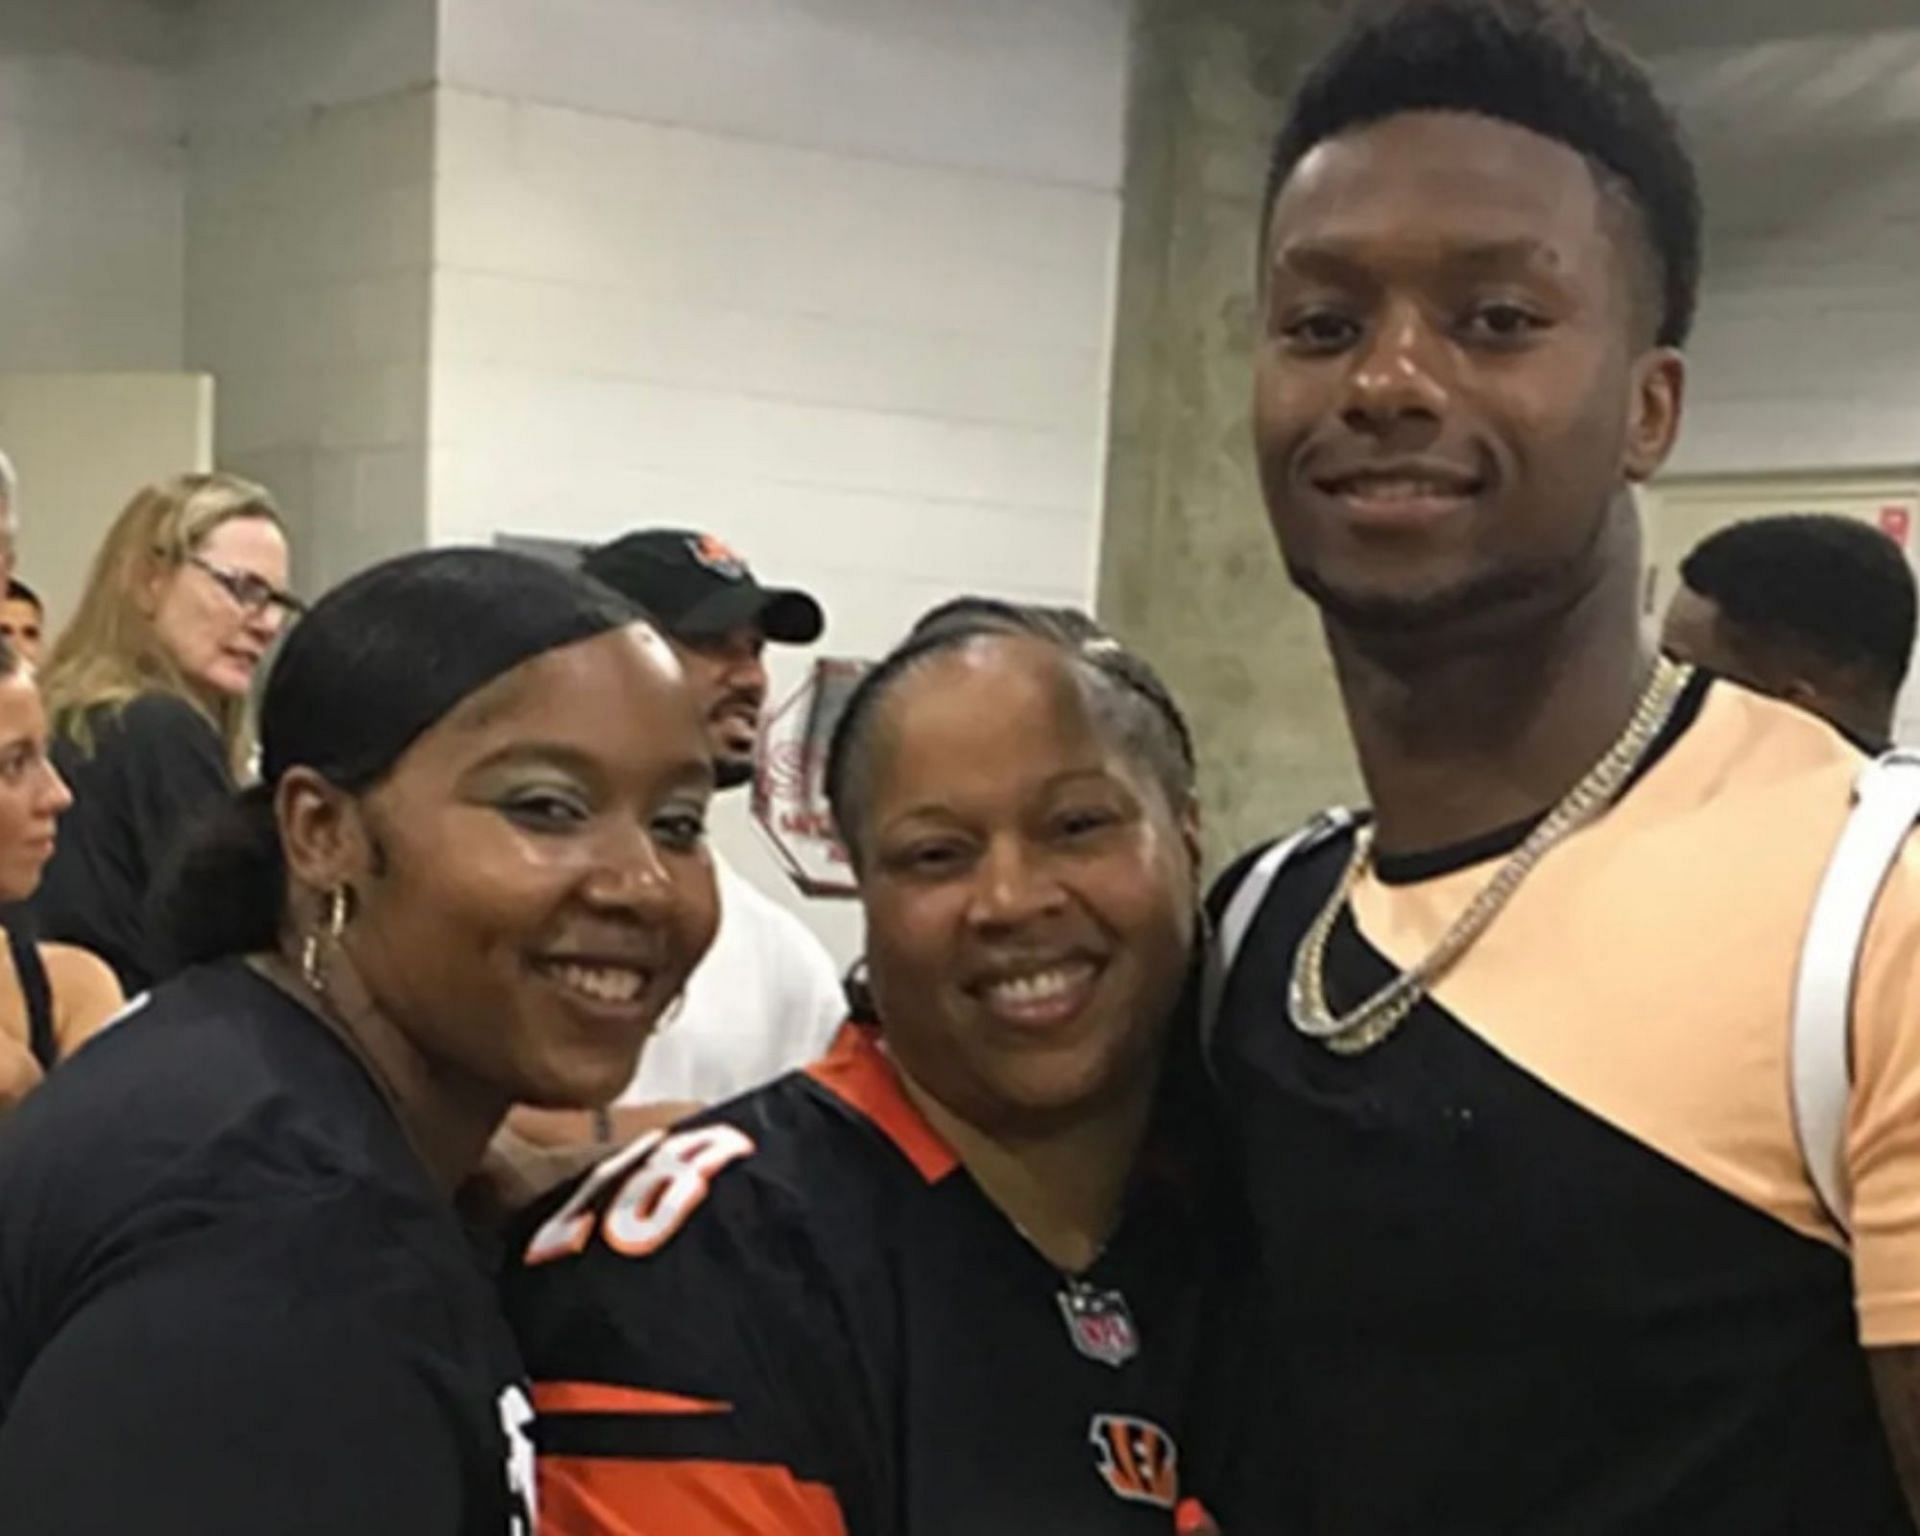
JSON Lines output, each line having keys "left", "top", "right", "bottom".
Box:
{"left": 260, "top": 547, "right": 644, "bottom": 792}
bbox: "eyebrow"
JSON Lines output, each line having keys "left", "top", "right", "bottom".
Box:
{"left": 878, "top": 766, "right": 1126, "bottom": 832}
{"left": 464, "top": 741, "right": 714, "bottom": 792}
{"left": 1273, "top": 236, "right": 1564, "bottom": 282}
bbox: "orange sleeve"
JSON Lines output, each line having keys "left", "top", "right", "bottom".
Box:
{"left": 540, "top": 1455, "right": 850, "bottom": 1536}
{"left": 1847, "top": 844, "right": 1920, "bottom": 1346}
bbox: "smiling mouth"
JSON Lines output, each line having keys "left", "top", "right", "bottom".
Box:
{"left": 974, "top": 959, "right": 1102, "bottom": 1027}
{"left": 535, "top": 959, "right": 655, "bottom": 1008}
{"left": 1311, "top": 467, "right": 1486, "bottom": 531}
{"left": 1316, "top": 467, "right": 1483, "bottom": 499}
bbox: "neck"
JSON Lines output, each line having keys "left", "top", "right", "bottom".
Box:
{"left": 255, "top": 951, "right": 505, "bottom": 1193}
{"left": 1328, "top": 536, "right": 1655, "bottom": 859}
{"left": 896, "top": 1067, "right": 1157, "bottom": 1275}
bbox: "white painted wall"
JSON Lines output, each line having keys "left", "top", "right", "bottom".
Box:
{"left": 0, "top": 371, "right": 213, "bottom": 629}
{"left": 0, "top": 0, "right": 186, "bottom": 373}
{"left": 183, "top": 0, "right": 438, "bottom": 596}
{"left": 1644, "top": 23, "right": 1920, "bottom": 476}
{"left": 430, "top": 0, "right": 1132, "bottom": 962}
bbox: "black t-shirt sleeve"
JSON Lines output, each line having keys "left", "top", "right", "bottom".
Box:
{"left": 0, "top": 1207, "right": 496, "bottom": 1535}
{"left": 504, "top": 1126, "right": 877, "bottom": 1536}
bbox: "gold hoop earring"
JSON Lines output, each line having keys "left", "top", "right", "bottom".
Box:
{"left": 300, "top": 885, "right": 351, "bottom": 996}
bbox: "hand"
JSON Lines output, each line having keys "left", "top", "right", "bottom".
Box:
{"left": 0, "top": 1032, "right": 44, "bottom": 1115}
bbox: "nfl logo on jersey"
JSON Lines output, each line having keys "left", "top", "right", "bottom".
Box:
{"left": 1057, "top": 1283, "right": 1140, "bottom": 1368}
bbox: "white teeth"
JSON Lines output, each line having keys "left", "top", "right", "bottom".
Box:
{"left": 985, "top": 965, "right": 1092, "bottom": 1009}
{"left": 547, "top": 963, "right": 647, "bottom": 1005}
{"left": 1344, "top": 478, "right": 1464, "bottom": 500}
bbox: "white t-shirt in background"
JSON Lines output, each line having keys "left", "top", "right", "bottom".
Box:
{"left": 617, "top": 854, "right": 847, "bottom": 1106}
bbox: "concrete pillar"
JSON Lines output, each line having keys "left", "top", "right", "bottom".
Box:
{"left": 1098, "top": 0, "right": 1356, "bottom": 868}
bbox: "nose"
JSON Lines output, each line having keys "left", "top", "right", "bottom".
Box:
{"left": 575, "top": 818, "right": 682, "bottom": 919}
{"left": 965, "top": 835, "right": 1068, "bottom": 933}
{"left": 245, "top": 605, "right": 284, "bottom": 643}
{"left": 37, "top": 759, "right": 72, "bottom": 817}
{"left": 1341, "top": 300, "right": 1451, "bottom": 437}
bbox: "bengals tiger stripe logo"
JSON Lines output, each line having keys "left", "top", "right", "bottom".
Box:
{"left": 1089, "top": 1413, "right": 1180, "bottom": 1510}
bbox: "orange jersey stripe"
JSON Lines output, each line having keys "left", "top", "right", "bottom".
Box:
{"left": 805, "top": 1024, "right": 957, "bottom": 1183}
{"left": 533, "top": 1381, "right": 732, "bottom": 1418}
{"left": 539, "top": 1454, "right": 850, "bottom": 1536}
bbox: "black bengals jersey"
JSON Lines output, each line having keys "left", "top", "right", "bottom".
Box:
{"left": 0, "top": 960, "right": 537, "bottom": 1535}
{"left": 502, "top": 1024, "right": 1264, "bottom": 1536}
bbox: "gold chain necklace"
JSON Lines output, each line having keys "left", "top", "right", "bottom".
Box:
{"left": 1289, "top": 657, "right": 1693, "bottom": 1056}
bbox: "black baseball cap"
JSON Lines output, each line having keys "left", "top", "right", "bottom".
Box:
{"left": 580, "top": 529, "right": 825, "bottom": 645}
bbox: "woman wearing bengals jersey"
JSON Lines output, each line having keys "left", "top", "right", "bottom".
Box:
{"left": 0, "top": 549, "right": 720, "bottom": 1534}
{"left": 504, "top": 599, "right": 1266, "bottom": 1535}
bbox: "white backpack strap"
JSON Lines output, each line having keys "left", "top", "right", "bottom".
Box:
{"left": 1200, "top": 809, "right": 1356, "bottom": 1076}
{"left": 1792, "top": 749, "right": 1920, "bottom": 1236}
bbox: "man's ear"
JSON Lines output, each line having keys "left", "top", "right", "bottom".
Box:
{"left": 1624, "top": 347, "right": 1687, "bottom": 485}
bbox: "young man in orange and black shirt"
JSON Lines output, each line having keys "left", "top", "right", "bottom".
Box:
{"left": 1210, "top": 1, "right": 1920, "bottom": 1531}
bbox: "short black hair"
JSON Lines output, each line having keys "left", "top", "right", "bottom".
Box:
{"left": 5, "top": 578, "right": 39, "bottom": 612}
{"left": 1263, "top": 0, "right": 1702, "bottom": 348}
{"left": 824, "top": 597, "right": 1196, "bottom": 869}
{"left": 1681, "top": 515, "right": 1918, "bottom": 694}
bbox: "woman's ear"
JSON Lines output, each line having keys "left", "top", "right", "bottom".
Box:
{"left": 1178, "top": 794, "right": 1203, "bottom": 892}
{"left": 275, "top": 767, "right": 371, "bottom": 894}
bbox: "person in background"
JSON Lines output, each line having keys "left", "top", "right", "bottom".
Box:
{"left": 0, "top": 449, "right": 18, "bottom": 590}
{"left": 1, "top": 580, "right": 45, "bottom": 667}
{"left": 32, "top": 473, "right": 300, "bottom": 995}
{"left": 0, "top": 548, "right": 720, "bottom": 1533}
{"left": 0, "top": 636, "right": 124, "bottom": 1114}
{"left": 1663, "top": 514, "right": 1916, "bottom": 751}
{"left": 506, "top": 600, "right": 1253, "bottom": 1535}
{"left": 512, "top": 528, "right": 845, "bottom": 1147}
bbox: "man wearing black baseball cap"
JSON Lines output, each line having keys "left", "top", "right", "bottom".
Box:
{"left": 583, "top": 529, "right": 825, "bottom": 789}
{"left": 516, "top": 528, "right": 844, "bottom": 1145}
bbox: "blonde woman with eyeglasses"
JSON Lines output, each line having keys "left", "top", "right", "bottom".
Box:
{"left": 32, "top": 473, "right": 301, "bottom": 995}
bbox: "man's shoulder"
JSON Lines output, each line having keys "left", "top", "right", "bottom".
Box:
{"left": 1208, "top": 811, "right": 1361, "bottom": 922}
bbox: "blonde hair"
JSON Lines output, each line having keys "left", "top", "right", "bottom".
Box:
{"left": 43, "top": 472, "right": 285, "bottom": 769}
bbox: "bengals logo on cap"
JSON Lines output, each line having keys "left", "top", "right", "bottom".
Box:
{"left": 686, "top": 533, "right": 748, "bottom": 580}
{"left": 1088, "top": 1413, "right": 1179, "bottom": 1511}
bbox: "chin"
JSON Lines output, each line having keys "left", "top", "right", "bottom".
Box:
{"left": 712, "top": 753, "right": 756, "bottom": 792}
{"left": 200, "top": 670, "right": 254, "bottom": 700}
{"left": 522, "top": 1052, "right": 641, "bottom": 1111}
{"left": 1289, "top": 553, "right": 1566, "bottom": 639}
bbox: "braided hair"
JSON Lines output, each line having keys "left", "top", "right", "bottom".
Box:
{"left": 824, "top": 596, "right": 1196, "bottom": 872}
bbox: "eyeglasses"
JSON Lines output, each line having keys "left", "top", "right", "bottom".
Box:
{"left": 187, "top": 555, "right": 306, "bottom": 622}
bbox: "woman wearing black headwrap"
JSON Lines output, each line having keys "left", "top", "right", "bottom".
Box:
{"left": 0, "top": 549, "right": 721, "bottom": 1534}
